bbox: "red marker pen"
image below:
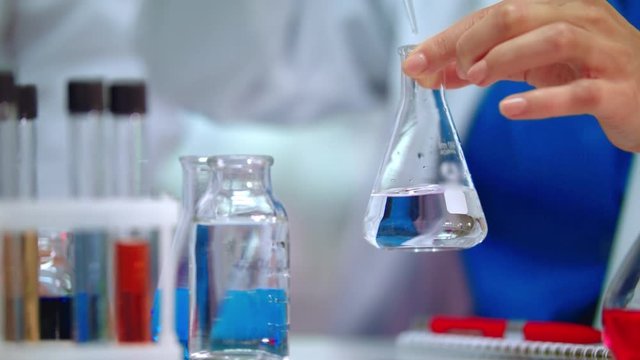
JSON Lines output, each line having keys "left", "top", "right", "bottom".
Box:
{"left": 430, "top": 315, "right": 602, "bottom": 344}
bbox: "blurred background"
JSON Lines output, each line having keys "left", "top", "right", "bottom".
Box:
{"left": 0, "top": 0, "right": 496, "bottom": 335}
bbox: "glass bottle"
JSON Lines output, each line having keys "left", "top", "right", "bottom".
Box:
{"left": 602, "top": 233, "right": 640, "bottom": 360}
{"left": 364, "top": 45, "right": 487, "bottom": 251}
{"left": 67, "top": 79, "right": 110, "bottom": 342}
{"left": 189, "top": 155, "right": 289, "bottom": 360}
{"left": 174, "top": 156, "right": 210, "bottom": 354}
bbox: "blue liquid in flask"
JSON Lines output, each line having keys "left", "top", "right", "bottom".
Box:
{"left": 364, "top": 185, "right": 487, "bottom": 250}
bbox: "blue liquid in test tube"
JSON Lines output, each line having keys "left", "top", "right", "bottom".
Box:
{"left": 72, "top": 230, "right": 108, "bottom": 342}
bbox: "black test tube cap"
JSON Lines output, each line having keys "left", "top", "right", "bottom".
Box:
{"left": 68, "top": 80, "right": 104, "bottom": 114}
{"left": 0, "top": 71, "right": 15, "bottom": 103}
{"left": 17, "top": 85, "right": 37, "bottom": 120}
{"left": 109, "top": 82, "right": 147, "bottom": 116}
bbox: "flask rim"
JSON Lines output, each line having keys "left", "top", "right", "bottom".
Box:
{"left": 207, "top": 155, "right": 274, "bottom": 169}
{"left": 398, "top": 44, "right": 417, "bottom": 57}
{"left": 179, "top": 155, "right": 210, "bottom": 165}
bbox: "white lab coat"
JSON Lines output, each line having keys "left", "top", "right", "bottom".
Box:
{"left": 1, "top": 0, "right": 637, "bottom": 335}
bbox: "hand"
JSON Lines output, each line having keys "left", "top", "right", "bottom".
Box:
{"left": 402, "top": 0, "right": 640, "bottom": 152}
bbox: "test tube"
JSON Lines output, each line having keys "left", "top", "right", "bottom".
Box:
{"left": 109, "top": 82, "right": 152, "bottom": 342}
{"left": 0, "top": 72, "right": 23, "bottom": 341}
{"left": 67, "top": 80, "right": 110, "bottom": 342}
{"left": 16, "top": 85, "right": 40, "bottom": 341}
{"left": 0, "top": 72, "right": 17, "bottom": 197}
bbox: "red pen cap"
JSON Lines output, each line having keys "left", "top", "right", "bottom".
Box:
{"left": 430, "top": 316, "right": 507, "bottom": 337}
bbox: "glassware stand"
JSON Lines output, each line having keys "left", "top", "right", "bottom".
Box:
{"left": 0, "top": 197, "right": 181, "bottom": 360}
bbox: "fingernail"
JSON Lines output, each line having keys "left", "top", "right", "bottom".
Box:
{"left": 456, "top": 65, "right": 467, "bottom": 80}
{"left": 500, "top": 97, "right": 527, "bottom": 117}
{"left": 421, "top": 74, "right": 441, "bottom": 89}
{"left": 467, "top": 60, "right": 487, "bottom": 85}
{"left": 403, "top": 52, "right": 428, "bottom": 76}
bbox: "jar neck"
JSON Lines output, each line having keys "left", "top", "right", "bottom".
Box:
{"left": 207, "top": 155, "right": 274, "bottom": 193}
{"left": 180, "top": 156, "right": 210, "bottom": 210}
{"left": 214, "top": 167, "right": 272, "bottom": 192}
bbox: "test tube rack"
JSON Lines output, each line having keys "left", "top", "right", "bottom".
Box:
{"left": 0, "top": 198, "right": 182, "bottom": 360}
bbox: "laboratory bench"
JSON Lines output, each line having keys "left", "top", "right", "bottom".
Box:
{"left": 289, "top": 334, "right": 611, "bottom": 360}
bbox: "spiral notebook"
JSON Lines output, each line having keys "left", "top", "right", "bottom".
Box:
{"left": 396, "top": 330, "right": 612, "bottom": 359}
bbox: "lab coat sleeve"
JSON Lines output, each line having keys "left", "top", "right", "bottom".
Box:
{"left": 136, "top": 0, "right": 394, "bottom": 124}
{"left": 0, "top": 0, "right": 13, "bottom": 68}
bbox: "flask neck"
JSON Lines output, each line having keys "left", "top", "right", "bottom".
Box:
{"left": 398, "top": 45, "right": 445, "bottom": 100}
{"left": 401, "top": 72, "right": 420, "bottom": 100}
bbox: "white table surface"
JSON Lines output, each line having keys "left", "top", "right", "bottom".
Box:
{"left": 289, "top": 336, "right": 459, "bottom": 360}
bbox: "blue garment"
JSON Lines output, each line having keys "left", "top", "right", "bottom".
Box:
{"left": 462, "top": 0, "right": 635, "bottom": 324}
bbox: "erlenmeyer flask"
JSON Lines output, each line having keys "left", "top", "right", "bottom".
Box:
{"left": 602, "top": 233, "right": 640, "bottom": 359}
{"left": 364, "top": 45, "right": 487, "bottom": 251}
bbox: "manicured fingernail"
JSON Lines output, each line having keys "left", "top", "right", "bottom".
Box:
{"left": 467, "top": 60, "right": 487, "bottom": 85}
{"left": 500, "top": 97, "right": 527, "bottom": 117}
{"left": 403, "top": 52, "right": 427, "bottom": 76}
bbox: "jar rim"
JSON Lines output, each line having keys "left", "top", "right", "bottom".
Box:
{"left": 208, "top": 155, "right": 274, "bottom": 168}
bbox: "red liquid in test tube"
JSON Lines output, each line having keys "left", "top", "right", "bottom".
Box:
{"left": 115, "top": 239, "right": 151, "bottom": 342}
{"left": 602, "top": 308, "right": 640, "bottom": 360}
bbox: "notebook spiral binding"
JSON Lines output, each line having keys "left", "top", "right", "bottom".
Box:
{"left": 396, "top": 330, "right": 612, "bottom": 359}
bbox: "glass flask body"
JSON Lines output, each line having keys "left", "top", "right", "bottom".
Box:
{"left": 602, "top": 234, "right": 640, "bottom": 360}
{"left": 364, "top": 45, "right": 487, "bottom": 251}
{"left": 189, "top": 155, "right": 289, "bottom": 360}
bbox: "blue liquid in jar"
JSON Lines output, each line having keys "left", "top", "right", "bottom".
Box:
{"left": 191, "top": 223, "right": 289, "bottom": 359}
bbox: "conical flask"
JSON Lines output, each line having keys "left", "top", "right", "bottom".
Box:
{"left": 364, "top": 45, "right": 487, "bottom": 251}
{"left": 602, "top": 233, "right": 640, "bottom": 359}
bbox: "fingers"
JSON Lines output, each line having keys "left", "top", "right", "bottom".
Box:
{"left": 402, "top": 3, "right": 497, "bottom": 78}
{"left": 455, "top": 1, "right": 561, "bottom": 75}
{"left": 416, "top": 62, "right": 471, "bottom": 89}
{"left": 403, "top": 0, "right": 620, "bottom": 87}
{"left": 465, "top": 22, "right": 613, "bottom": 87}
{"left": 499, "top": 79, "right": 606, "bottom": 120}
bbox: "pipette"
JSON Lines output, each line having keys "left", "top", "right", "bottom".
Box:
{"left": 403, "top": 0, "right": 418, "bottom": 34}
